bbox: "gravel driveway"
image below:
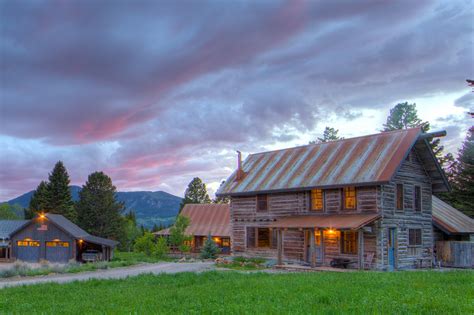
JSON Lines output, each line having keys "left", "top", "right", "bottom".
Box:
{"left": 0, "top": 262, "right": 215, "bottom": 289}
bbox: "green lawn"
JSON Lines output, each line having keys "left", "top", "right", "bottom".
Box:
{"left": 1, "top": 270, "right": 473, "bottom": 314}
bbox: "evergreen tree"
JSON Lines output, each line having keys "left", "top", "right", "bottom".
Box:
{"left": 200, "top": 233, "right": 220, "bottom": 259}
{"left": 46, "top": 161, "right": 76, "bottom": 221}
{"left": 76, "top": 171, "right": 125, "bottom": 241}
{"left": 213, "top": 181, "right": 230, "bottom": 204}
{"left": 309, "top": 127, "right": 343, "bottom": 144}
{"left": 27, "top": 181, "right": 49, "bottom": 217}
{"left": 383, "top": 102, "right": 453, "bottom": 168}
{"left": 179, "top": 177, "right": 211, "bottom": 212}
{"left": 151, "top": 223, "right": 160, "bottom": 233}
{"left": 445, "top": 127, "right": 474, "bottom": 217}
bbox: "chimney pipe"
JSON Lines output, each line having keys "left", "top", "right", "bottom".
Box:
{"left": 235, "top": 151, "right": 244, "bottom": 181}
{"left": 418, "top": 130, "right": 447, "bottom": 140}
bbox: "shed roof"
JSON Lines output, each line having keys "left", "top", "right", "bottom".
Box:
{"left": 218, "top": 128, "right": 449, "bottom": 196}
{"left": 0, "top": 220, "right": 30, "bottom": 239}
{"left": 155, "top": 204, "right": 230, "bottom": 237}
{"left": 270, "top": 213, "right": 380, "bottom": 229}
{"left": 45, "top": 213, "right": 119, "bottom": 247}
{"left": 432, "top": 196, "right": 474, "bottom": 234}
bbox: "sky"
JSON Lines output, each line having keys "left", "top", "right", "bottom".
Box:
{"left": 0, "top": 0, "right": 473, "bottom": 201}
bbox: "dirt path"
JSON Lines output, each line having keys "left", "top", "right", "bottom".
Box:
{"left": 0, "top": 262, "right": 215, "bottom": 289}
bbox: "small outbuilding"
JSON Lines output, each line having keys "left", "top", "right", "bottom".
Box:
{"left": 432, "top": 196, "right": 474, "bottom": 268}
{"left": 155, "top": 204, "right": 231, "bottom": 253}
{"left": 0, "top": 213, "right": 118, "bottom": 263}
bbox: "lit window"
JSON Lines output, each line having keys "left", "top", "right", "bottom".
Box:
{"left": 46, "top": 241, "right": 69, "bottom": 247}
{"left": 221, "top": 238, "right": 230, "bottom": 247}
{"left": 17, "top": 240, "right": 40, "bottom": 247}
{"left": 396, "top": 184, "right": 404, "bottom": 210}
{"left": 343, "top": 187, "right": 356, "bottom": 210}
{"left": 311, "top": 189, "right": 324, "bottom": 211}
{"left": 257, "top": 195, "right": 268, "bottom": 211}
{"left": 409, "top": 229, "right": 422, "bottom": 246}
{"left": 246, "top": 227, "right": 276, "bottom": 248}
{"left": 341, "top": 231, "right": 357, "bottom": 254}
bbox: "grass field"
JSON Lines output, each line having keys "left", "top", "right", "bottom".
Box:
{"left": 1, "top": 270, "right": 473, "bottom": 314}
{"left": 0, "top": 251, "right": 169, "bottom": 278}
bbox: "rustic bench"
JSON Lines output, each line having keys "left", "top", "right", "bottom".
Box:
{"left": 330, "top": 258, "right": 357, "bottom": 269}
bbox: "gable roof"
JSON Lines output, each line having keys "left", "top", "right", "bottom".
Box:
{"left": 432, "top": 196, "right": 474, "bottom": 234}
{"left": 44, "top": 214, "right": 119, "bottom": 247}
{"left": 155, "top": 204, "right": 230, "bottom": 237}
{"left": 218, "top": 128, "right": 449, "bottom": 196}
{"left": 218, "top": 128, "right": 422, "bottom": 196}
{"left": 0, "top": 220, "right": 30, "bottom": 239}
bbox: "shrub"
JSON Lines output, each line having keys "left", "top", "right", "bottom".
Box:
{"left": 169, "top": 215, "right": 192, "bottom": 253}
{"left": 153, "top": 237, "right": 169, "bottom": 259}
{"left": 134, "top": 232, "right": 155, "bottom": 256}
{"left": 200, "top": 234, "right": 220, "bottom": 259}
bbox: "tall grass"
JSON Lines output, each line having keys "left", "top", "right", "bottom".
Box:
{"left": 1, "top": 270, "right": 472, "bottom": 314}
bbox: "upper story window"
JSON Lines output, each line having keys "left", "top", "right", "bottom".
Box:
{"left": 257, "top": 194, "right": 268, "bottom": 212}
{"left": 396, "top": 184, "right": 404, "bottom": 211}
{"left": 342, "top": 187, "right": 356, "bottom": 210}
{"left": 414, "top": 186, "right": 421, "bottom": 212}
{"left": 311, "top": 189, "right": 324, "bottom": 211}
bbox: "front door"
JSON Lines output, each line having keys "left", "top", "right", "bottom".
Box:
{"left": 388, "top": 228, "right": 397, "bottom": 271}
{"left": 305, "top": 230, "right": 324, "bottom": 264}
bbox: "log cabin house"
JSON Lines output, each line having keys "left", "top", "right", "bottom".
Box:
{"left": 0, "top": 213, "right": 118, "bottom": 263}
{"left": 155, "top": 204, "right": 231, "bottom": 254}
{"left": 217, "top": 127, "right": 452, "bottom": 270}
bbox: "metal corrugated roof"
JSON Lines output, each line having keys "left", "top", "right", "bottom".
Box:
{"left": 432, "top": 196, "right": 474, "bottom": 234}
{"left": 45, "top": 214, "right": 118, "bottom": 247}
{"left": 0, "top": 220, "right": 30, "bottom": 239}
{"left": 155, "top": 204, "right": 230, "bottom": 237}
{"left": 270, "top": 214, "right": 380, "bottom": 229}
{"left": 218, "top": 128, "right": 422, "bottom": 196}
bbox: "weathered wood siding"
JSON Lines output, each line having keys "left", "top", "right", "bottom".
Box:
{"left": 377, "top": 148, "right": 434, "bottom": 269}
{"left": 231, "top": 187, "right": 379, "bottom": 263}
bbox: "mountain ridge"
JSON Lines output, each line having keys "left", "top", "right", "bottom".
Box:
{"left": 5, "top": 186, "right": 182, "bottom": 229}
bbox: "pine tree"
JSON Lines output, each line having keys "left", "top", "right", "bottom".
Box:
{"left": 446, "top": 127, "right": 474, "bottom": 217}
{"left": 200, "top": 233, "right": 220, "bottom": 259}
{"left": 310, "top": 126, "right": 343, "bottom": 144}
{"left": 27, "top": 180, "right": 49, "bottom": 217}
{"left": 383, "top": 102, "right": 453, "bottom": 168}
{"left": 179, "top": 177, "right": 211, "bottom": 212}
{"left": 76, "top": 171, "right": 125, "bottom": 241}
{"left": 46, "top": 161, "right": 76, "bottom": 221}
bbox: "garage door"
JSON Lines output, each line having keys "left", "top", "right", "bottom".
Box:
{"left": 45, "top": 241, "right": 70, "bottom": 263}
{"left": 16, "top": 240, "right": 40, "bottom": 262}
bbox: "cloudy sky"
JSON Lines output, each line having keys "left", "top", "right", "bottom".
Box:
{"left": 0, "top": 0, "right": 473, "bottom": 201}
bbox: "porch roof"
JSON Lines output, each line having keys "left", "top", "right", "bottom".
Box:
{"left": 270, "top": 213, "right": 380, "bottom": 230}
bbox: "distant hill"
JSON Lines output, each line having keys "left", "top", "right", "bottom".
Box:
{"left": 6, "top": 186, "right": 182, "bottom": 229}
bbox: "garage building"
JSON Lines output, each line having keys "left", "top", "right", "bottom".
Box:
{"left": 1, "top": 213, "right": 118, "bottom": 263}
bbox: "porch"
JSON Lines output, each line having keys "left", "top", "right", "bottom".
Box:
{"left": 271, "top": 214, "right": 380, "bottom": 270}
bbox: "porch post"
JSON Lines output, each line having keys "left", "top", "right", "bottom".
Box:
{"left": 277, "top": 229, "right": 283, "bottom": 265}
{"left": 358, "top": 229, "right": 364, "bottom": 270}
{"left": 310, "top": 228, "right": 316, "bottom": 268}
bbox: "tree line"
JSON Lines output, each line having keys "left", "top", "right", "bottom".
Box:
{"left": 26, "top": 162, "right": 140, "bottom": 249}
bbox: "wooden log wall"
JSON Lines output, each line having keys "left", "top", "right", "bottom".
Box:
{"left": 231, "top": 185, "right": 380, "bottom": 264}
{"left": 377, "top": 148, "right": 434, "bottom": 270}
